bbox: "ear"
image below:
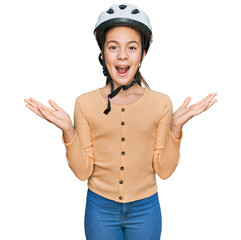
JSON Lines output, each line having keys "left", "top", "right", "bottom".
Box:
{"left": 142, "top": 50, "right": 146, "bottom": 61}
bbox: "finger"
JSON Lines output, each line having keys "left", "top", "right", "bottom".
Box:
{"left": 37, "top": 105, "right": 53, "bottom": 122}
{"left": 48, "top": 99, "right": 62, "bottom": 111}
{"left": 204, "top": 99, "right": 218, "bottom": 111}
{"left": 29, "top": 97, "right": 47, "bottom": 109}
{"left": 195, "top": 93, "right": 212, "bottom": 106}
{"left": 195, "top": 93, "right": 217, "bottom": 111}
{"left": 25, "top": 103, "right": 46, "bottom": 119}
{"left": 199, "top": 93, "right": 217, "bottom": 105}
{"left": 201, "top": 97, "right": 216, "bottom": 112}
{"left": 24, "top": 98, "right": 39, "bottom": 109}
{"left": 181, "top": 97, "right": 191, "bottom": 108}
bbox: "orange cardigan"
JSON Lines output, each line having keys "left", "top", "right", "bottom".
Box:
{"left": 62, "top": 87, "right": 183, "bottom": 203}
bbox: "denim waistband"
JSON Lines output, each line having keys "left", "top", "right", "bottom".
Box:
{"left": 86, "top": 188, "right": 159, "bottom": 208}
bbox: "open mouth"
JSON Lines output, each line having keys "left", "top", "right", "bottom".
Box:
{"left": 115, "top": 66, "right": 130, "bottom": 75}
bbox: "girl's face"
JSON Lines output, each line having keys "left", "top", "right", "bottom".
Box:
{"left": 103, "top": 26, "right": 145, "bottom": 88}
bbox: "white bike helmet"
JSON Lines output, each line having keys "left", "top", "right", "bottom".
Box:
{"left": 94, "top": 4, "right": 153, "bottom": 115}
{"left": 94, "top": 4, "right": 152, "bottom": 53}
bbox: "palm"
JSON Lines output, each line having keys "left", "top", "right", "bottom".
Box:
{"left": 172, "top": 93, "right": 217, "bottom": 129}
{"left": 24, "top": 97, "right": 72, "bottom": 132}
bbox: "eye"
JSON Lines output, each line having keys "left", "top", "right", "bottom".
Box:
{"left": 129, "top": 46, "right": 137, "bottom": 50}
{"left": 109, "top": 46, "right": 117, "bottom": 50}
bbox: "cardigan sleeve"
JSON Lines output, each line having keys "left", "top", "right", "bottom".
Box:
{"left": 152, "top": 95, "right": 183, "bottom": 180}
{"left": 61, "top": 97, "right": 94, "bottom": 181}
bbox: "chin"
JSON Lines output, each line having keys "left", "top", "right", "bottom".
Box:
{"left": 115, "top": 78, "right": 134, "bottom": 87}
{"left": 113, "top": 72, "right": 136, "bottom": 86}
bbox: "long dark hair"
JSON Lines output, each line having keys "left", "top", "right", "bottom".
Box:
{"left": 100, "top": 26, "right": 151, "bottom": 89}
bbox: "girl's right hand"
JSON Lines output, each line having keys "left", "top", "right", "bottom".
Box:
{"left": 24, "top": 97, "right": 73, "bottom": 132}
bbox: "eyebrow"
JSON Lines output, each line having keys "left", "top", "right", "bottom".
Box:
{"left": 106, "top": 40, "right": 140, "bottom": 46}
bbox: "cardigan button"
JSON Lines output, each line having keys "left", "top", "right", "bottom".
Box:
{"left": 119, "top": 180, "right": 123, "bottom": 184}
{"left": 121, "top": 137, "right": 125, "bottom": 141}
{"left": 121, "top": 151, "right": 125, "bottom": 155}
{"left": 120, "top": 166, "right": 124, "bottom": 170}
{"left": 121, "top": 108, "right": 125, "bottom": 112}
{"left": 119, "top": 196, "right": 122, "bottom": 200}
{"left": 121, "top": 121, "right": 125, "bottom": 125}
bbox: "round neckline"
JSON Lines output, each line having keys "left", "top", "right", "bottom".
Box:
{"left": 97, "top": 87, "right": 148, "bottom": 108}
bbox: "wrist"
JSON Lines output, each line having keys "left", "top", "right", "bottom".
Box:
{"left": 171, "top": 117, "right": 183, "bottom": 129}
{"left": 170, "top": 124, "right": 182, "bottom": 140}
{"left": 62, "top": 126, "right": 75, "bottom": 144}
{"left": 63, "top": 124, "right": 74, "bottom": 134}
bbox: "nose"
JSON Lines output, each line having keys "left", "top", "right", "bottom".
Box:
{"left": 117, "top": 47, "right": 128, "bottom": 60}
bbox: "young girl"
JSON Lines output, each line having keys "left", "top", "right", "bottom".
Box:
{"left": 24, "top": 4, "right": 217, "bottom": 240}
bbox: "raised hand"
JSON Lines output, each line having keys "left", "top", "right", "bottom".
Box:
{"left": 24, "top": 97, "right": 73, "bottom": 132}
{"left": 172, "top": 93, "right": 217, "bottom": 130}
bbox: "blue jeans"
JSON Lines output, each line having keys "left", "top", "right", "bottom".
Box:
{"left": 84, "top": 188, "right": 162, "bottom": 240}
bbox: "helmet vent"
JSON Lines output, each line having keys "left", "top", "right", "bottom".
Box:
{"left": 131, "top": 9, "right": 140, "bottom": 14}
{"left": 107, "top": 8, "right": 114, "bottom": 14}
{"left": 119, "top": 5, "right": 127, "bottom": 10}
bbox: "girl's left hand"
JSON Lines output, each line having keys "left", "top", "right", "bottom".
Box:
{"left": 172, "top": 93, "right": 217, "bottom": 130}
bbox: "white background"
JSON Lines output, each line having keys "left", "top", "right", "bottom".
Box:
{"left": 1, "top": 0, "right": 240, "bottom": 239}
